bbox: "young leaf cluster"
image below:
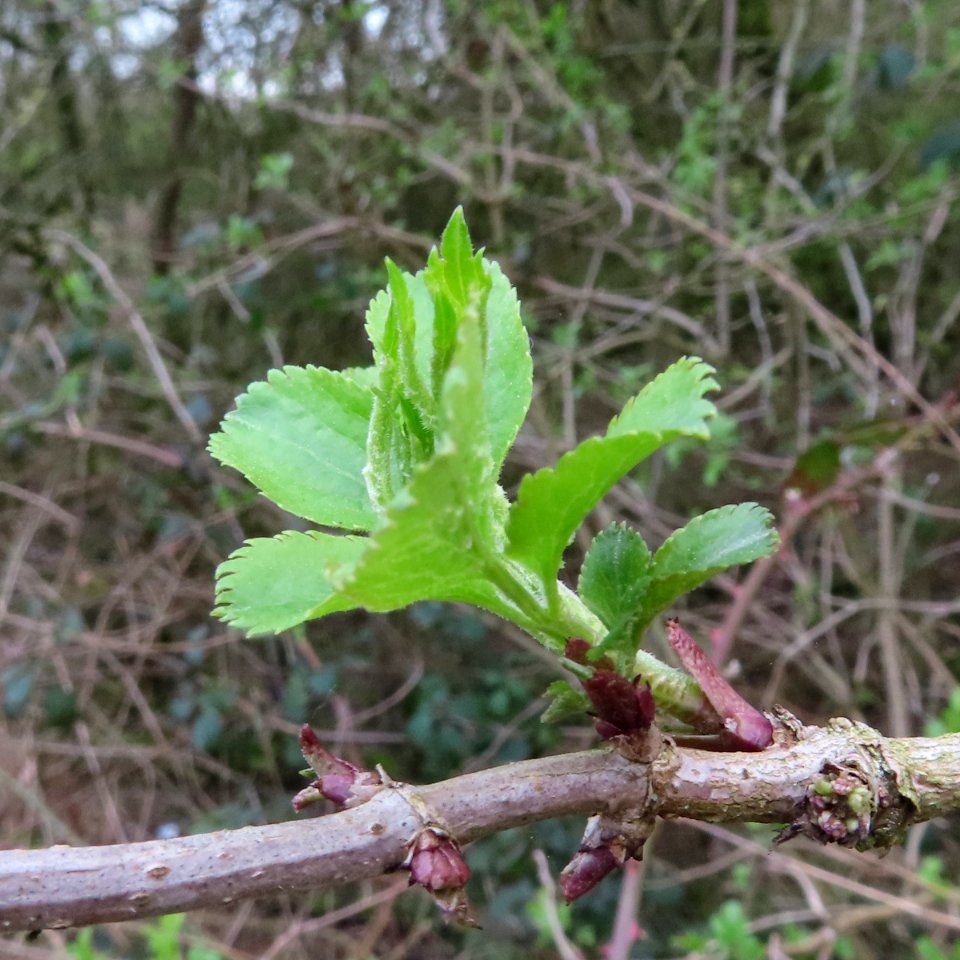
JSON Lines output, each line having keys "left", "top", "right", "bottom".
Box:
{"left": 209, "top": 209, "right": 778, "bottom": 722}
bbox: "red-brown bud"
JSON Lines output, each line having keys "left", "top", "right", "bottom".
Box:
{"left": 406, "top": 828, "right": 471, "bottom": 892}
{"left": 564, "top": 637, "right": 614, "bottom": 671}
{"left": 582, "top": 670, "right": 654, "bottom": 738}
{"left": 560, "top": 812, "right": 652, "bottom": 901}
{"left": 559, "top": 845, "right": 619, "bottom": 902}
{"left": 403, "top": 827, "right": 477, "bottom": 926}
{"left": 293, "top": 724, "right": 383, "bottom": 811}
{"left": 666, "top": 619, "right": 773, "bottom": 751}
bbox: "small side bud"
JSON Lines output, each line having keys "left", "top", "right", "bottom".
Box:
{"left": 407, "top": 828, "right": 471, "bottom": 892}
{"left": 565, "top": 637, "right": 614, "bottom": 671}
{"left": 404, "top": 827, "right": 477, "bottom": 926}
{"left": 293, "top": 724, "right": 383, "bottom": 810}
{"left": 560, "top": 845, "right": 619, "bottom": 902}
{"left": 559, "top": 812, "right": 653, "bottom": 902}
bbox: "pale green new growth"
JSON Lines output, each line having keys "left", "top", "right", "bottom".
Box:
{"left": 213, "top": 531, "right": 365, "bottom": 634}
{"left": 209, "top": 208, "right": 779, "bottom": 723}
{"left": 506, "top": 357, "right": 719, "bottom": 599}
{"left": 209, "top": 366, "right": 375, "bottom": 530}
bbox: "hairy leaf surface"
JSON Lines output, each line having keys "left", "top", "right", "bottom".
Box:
{"left": 333, "top": 292, "right": 516, "bottom": 620}
{"left": 209, "top": 366, "right": 375, "bottom": 530}
{"left": 578, "top": 523, "right": 652, "bottom": 628}
{"left": 214, "top": 531, "right": 367, "bottom": 634}
{"left": 640, "top": 503, "right": 779, "bottom": 626}
{"left": 506, "top": 358, "right": 719, "bottom": 590}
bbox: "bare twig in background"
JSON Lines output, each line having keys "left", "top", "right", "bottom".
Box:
{"left": 47, "top": 231, "right": 202, "bottom": 444}
{"left": 532, "top": 850, "right": 586, "bottom": 960}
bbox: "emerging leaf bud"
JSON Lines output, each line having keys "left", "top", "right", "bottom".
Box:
{"left": 582, "top": 670, "right": 655, "bottom": 739}
{"left": 666, "top": 619, "right": 773, "bottom": 751}
{"left": 406, "top": 827, "right": 471, "bottom": 892}
{"left": 293, "top": 724, "right": 383, "bottom": 811}
{"left": 566, "top": 638, "right": 654, "bottom": 746}
{"left": 403, "top": 827, "right": 477, "bottom": 926}
{"left": 559, "top": 812, "right": 652, "bottom": 902}
{"left": 560, "top": 845, "right": 619, "bottom": 903}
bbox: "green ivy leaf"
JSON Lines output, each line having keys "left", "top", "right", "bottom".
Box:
{"left": 506, "top": 358, "right": 718, "bottom": 592}
{"left": 638, "top": 503, "right": 779, "bottom": 628}
{"left": 214, "top": 531, "right": 366, "bottom": 634}
{"left": 578, "top": 523, "right": 652, "bottom": 628}
{"left": 209, "top": 366, "right": 375, "bottom": 530}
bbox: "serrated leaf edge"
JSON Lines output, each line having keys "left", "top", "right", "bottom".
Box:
{"left": 609, "top": 356, "right": 719, "bottom": 439}
{"left": 650, "top": 502, "right": 779, "bottom": 578}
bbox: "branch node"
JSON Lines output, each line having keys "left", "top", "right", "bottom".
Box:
{"left": 779, "top": 718, "right": 921, "bottom": 851}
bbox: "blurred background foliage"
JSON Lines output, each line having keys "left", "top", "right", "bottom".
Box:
{"left": 2, "top": 0, "right": 960, "bottom": 957}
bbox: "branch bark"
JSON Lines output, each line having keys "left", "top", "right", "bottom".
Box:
{"left": 2, "top": 720, "right": 959, "bottom": 933}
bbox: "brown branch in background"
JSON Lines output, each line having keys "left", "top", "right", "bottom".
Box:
{"left": 32, "top": 422, "right": 186, "bottom": 469}
{"left": 623, "top": 184, "right": 960, "bottom": 453}
{"left": 3, "top": 724, "right": 960, "bottom": 933}
{"left": 712, "top": 0, "right": 738, "bottom": 358}
{"left": 49, "top": 231, "right": 202, "bottom": 445}
{"left": 151, "top": 0, "right": 206, "bottom": 275}
{"left": 711, "top": 449, "right": 897, "bottom": 665}
{"left": 712, "top": 395, "right": 960, "bottom": 666}
{"left": 40, "top": 1, "right": 93, "bottom": 224}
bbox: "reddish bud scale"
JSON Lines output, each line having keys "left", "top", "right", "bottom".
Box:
{"left": 294, "top": 724, "right": 383, "bottom": 810}
{"left": 582, "top": 670, "right": 654, "bottom": 738}
{"left": 559, "top": 846, "right": 620, "bottom": 903}
{"left": 665, "top": 619, "right": 773, "bottom": 751}
{"left": 407, "top": 828, "right": 471, "bottom": 893}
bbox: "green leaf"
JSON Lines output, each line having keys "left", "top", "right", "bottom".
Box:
{"left": 506, "top": 358, "right": 718, "bottom": 591}
{"left": 386, "top": 258, "right": 435, "bottom": 427}
{"left": 209, "top": 366, "right": 375, "bottom": 530}
{"left": 341, "top": 365, "right": 378, "bottom": 388}
{"left": 333, "top": 295, "right": 517, "bottom": 621}
{"left": 331, "top": 451, "right": 513, "bottom": 615}
{"left": 541, "top": 679, "right": 590, "bottom": 724}
{"left": 639, "top": 503, "right": 779, "bottom": 626}
{"left": 608, "top": 357, "right": 718, "bottom": 439}
{"left": 366, "top": 211, "right": 530, "bottom": 490}
{"left": 214, "top": 530, "right": 367, "bottom": 634}
{"left": 483, "top": 260, "right": 532, "bottom": 472}
{"left": 507, "top": 433, "right": 661, "bottom": 591}
{"left": 578, "top": 523, "right": 652, "bottom": 628}
{"left": 424, "top": 208, "right": 488, "bottom": 319}
{"left": 424, "top": 209, "right": 531, "bottom": 473}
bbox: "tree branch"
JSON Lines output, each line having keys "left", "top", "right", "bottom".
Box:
{"left": 2, "top": 720, "right": 959, "bottom": 933}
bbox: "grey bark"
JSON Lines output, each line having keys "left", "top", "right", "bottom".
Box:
{"left": 2, "top": 719, "right": 959, "bottom": 932}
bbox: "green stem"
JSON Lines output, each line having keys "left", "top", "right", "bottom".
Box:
{"left": 633, "top": 649, "right": 706, "bottom": 724}
{"left": 477, "top": 553, "right": 708, "bottom": 722}
{"left": 540, "top": 585, "right": 709, "bottom": 722}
